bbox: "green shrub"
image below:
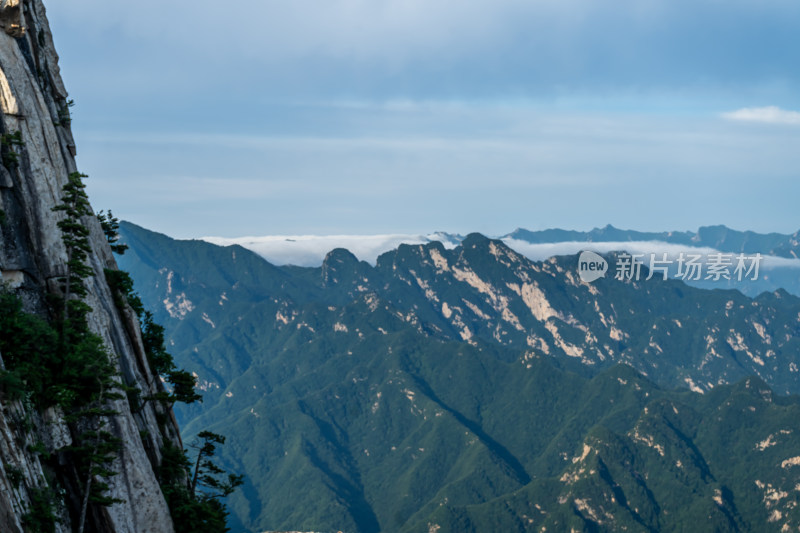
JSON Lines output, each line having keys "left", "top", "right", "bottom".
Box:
{"left": 22, "top": 486, "right": 59, "bottom": 533}
{"left": 97, "top": 210, "right": 128, "bottom": 255}
{"left": 4, "top": 463, "right": 24, "bottom": 489}
{"left": 158, "top": 438, "right": 242, "bottom": 533}
{"left": 104, "top": 268, "right": 144, "bottom": 316}
{"left": 1, "top": 130, "right": 23, "bottom": 168}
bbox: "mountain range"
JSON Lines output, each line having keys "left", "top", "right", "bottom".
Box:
{"left": 506, "top": 225, "right": 800, "bottom": 258}
{"left": 202, "top": 224, "right": 800, "bottom": 299}
{"left": 204, "top": 225, "right": 800, "bottom": 264}
{"left": 117, "top": 221, "right": 800, "bottom": 532}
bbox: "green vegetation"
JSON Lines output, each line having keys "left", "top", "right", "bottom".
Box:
{"left": 155, "top": 432, "right": 244, "bottom": 533}
{"left": 0, "top": 130, "right": 21, "bottom": 227}
{"left": 52, "top": 172, "right": 93, "bottom": 313}
{"left": 158, "top": 441, "right": 234, "bottom": 533}
{"left": 52, "top": 172, "right": 125, "bottom": 532}
{"left": 139, "top": 311, "right": 202, "bottom": 406}
{"left": 101, "top": 216, "right": 201, "bottom": 407}
{"left": 26, "top": 441, "right": 51, "bottom": 460}
{"left": 4, "top": 463, "right": 24, "bottom": 489}
{"left": 99, "top": 212, "right": 240, "bottom": 530}
{"left": 1, "top": 173, "right": 132, "bottom": 530}
{"left": 0, "top": 283, "right": 119, "bottom": 413}
{"left": 189, "top": 431, "right": 244, "bottom": 499}
{"left": 104, "top": 268, "right": 144, "bottom": 316}
{"left": 1, "top": 130, "right": 23, "bottom": 168}
{"left": 55, "top": 98, "right": 75, "bottom": 127}
{"left": 139, "top": 314, "right": 236, "bottom": 533}
{"left": 97, "top": 210, "right": 128, "bottom": 255}
{"left": 116, "top": 221, "right": 800, "bottom": 532}
{"left": 0, "top": 272, "right": 119, "bottom": 531}
{"left": 22, "top": 486, "right": 59, "bottom": 533}
{"left": 140, "top": 311, "right": 173, "bottom": 374}
{"left": 0, "top": 291, "right": 59, "bottom": 404}
{"left": 1, "top": 173, "right": 242, "bottom": 529}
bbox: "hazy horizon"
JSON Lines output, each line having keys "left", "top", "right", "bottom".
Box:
{"left": 46, "top": 1, "right": 800, "bottom": 239}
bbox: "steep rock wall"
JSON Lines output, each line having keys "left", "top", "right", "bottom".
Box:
{"left": 0, "top": 1, "right": 181, "bottom": 531}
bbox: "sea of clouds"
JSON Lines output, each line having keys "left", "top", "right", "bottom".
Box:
{"left": 202, "top": 234, "right": 800, "bottom": 270}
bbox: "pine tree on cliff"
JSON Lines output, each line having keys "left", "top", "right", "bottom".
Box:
{"left": 52, "top": 171, "right": 124, "bottom": 532}
{"left": 52, "top": 171, "right": 93, "bottom": 329}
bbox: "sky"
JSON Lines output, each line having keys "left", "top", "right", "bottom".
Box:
{"left": 44, "top": 0, "right": 800, "bottom": 239}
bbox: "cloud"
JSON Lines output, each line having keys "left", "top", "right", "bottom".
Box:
{"left": 198, "top": 234, "right": 800, "bottom": 271}
{"left": 502, "top": 240, "right": 800, "bottom": 271}
{"left": 201, "top": 234, "right": 460, "bottom": 266}
{"left": 721, "top": 106, "right": 800, "bottom": 125}
{"left": 502, "top": 240, "right": 720, "bottom": 263}
{"left": 48, "top": 0, "right": 800, "bottom": 104}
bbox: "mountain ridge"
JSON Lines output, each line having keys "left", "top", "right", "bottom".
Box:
{"left": 193, "top": 222, "right": 800, "bottom": 298}
{"left": 119, "top": 220, "right": 800, "bottom": 395}
{"left": 504, "top": 223, "right": 800, "bottom": 258}
{"left": 117, "top": 220, "right": 800, "bottom": 532}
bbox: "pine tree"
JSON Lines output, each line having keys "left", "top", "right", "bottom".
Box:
{"left": 52, "top": 171, "right": 93, "bottom": 328}
{"left": 51, "top": 171, "right": 124, "bottom": 531}
{"left": 97, "top": 210, "right": 128, "bottom": 255}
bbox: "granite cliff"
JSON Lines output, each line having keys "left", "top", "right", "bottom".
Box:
{"left": 0, "top": 1, "right": 182, "bottom": 531}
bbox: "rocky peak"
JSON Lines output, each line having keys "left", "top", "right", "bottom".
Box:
{"left": 460, "top": 232, "right": 491, "bottom": 248}
{"left": 321, "top": 247, "right": 369, "bottom": 288}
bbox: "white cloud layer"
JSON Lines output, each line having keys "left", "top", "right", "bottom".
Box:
{"left": 201, "top": 234, "right": 800, "bottom": 271}
{"left": 502, "top": 240, "right": 800, "bottom": 270}
{"left": 201, "top": 233, "right": 460, "bottom": 267}
{"left": 721, "top": 106, "right": 800, "bottom": 125}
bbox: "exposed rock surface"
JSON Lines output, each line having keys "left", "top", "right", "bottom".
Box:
{"left": 0, "top": 1, "right": 180, "bottom": 531}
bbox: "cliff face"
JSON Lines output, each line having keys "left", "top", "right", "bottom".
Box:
{"left": 0, "top": 1, "right": 181, "bottom": 531}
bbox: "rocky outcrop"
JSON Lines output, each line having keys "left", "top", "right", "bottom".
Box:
{"left": 0, "top": 1, "right": 25, "bottom": 38}
{"left": 0, "top": 1, "right": 180, "bottom": 531}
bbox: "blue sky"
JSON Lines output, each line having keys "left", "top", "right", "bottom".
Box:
{"left": 45, "top": 0, "right": 800, "bottom": 238}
